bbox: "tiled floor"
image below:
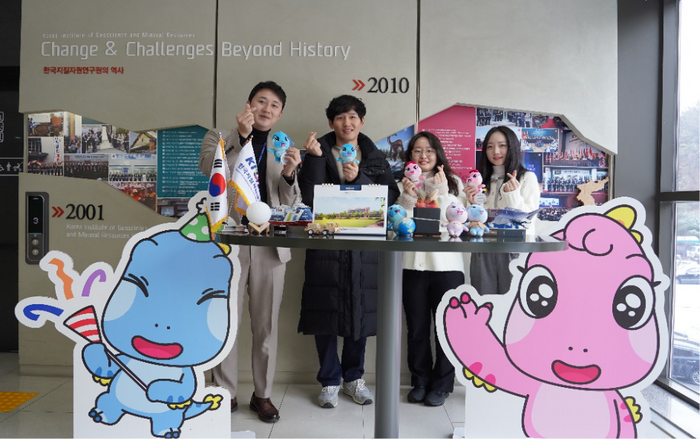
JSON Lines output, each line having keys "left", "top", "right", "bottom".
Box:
{"left": 0, "top": 352, "right": 694, "bottom": 438}
{"left": 0, "top": 352, "right": 462, "bottom": 438}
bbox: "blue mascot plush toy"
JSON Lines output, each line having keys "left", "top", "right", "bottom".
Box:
{"left": 387, "top": 204, "right": 407, "bottom": 231}
{"left": 270, "top": 131, "right": 293, "bottom": 165}
{"left": 466, "top": 204, "right": 490, "bottom": 237}
{"left": 336, "top": 143, "right": 359, "bottom": 164}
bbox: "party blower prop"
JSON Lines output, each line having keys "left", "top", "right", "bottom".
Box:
{"left": 64, "top": 306, "right": 147, "bottom": 391}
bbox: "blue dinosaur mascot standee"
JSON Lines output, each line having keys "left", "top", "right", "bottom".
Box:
{"left": 76, "top": 208, "right": 233, "bottom": 438}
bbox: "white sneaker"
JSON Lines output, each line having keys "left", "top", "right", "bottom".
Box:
{"left": 343, "top": 378, "right": 373, "bottom": 405}
{"left": 318, "top": 385, "right": 340, "bottom": 408}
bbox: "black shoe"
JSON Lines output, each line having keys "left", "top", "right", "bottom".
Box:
{"left": 230, "top": 396, "right": 238, "bottom": 413}
{"left": 424, "top": 390, "right": 449, "bottom": 406}
{"left": 407, "top": 386, "right": 426, "bottom": 403}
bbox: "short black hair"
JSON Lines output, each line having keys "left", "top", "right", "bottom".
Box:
{"left": 248, "top": 81, "right": 287, "bottom": 109}
{"left": 325, "top": 95, "right": 366, "bottom": 121}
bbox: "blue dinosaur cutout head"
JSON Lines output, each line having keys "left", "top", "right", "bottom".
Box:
{"left": 102, "top": 230, "right": 233, "bottom": 367}
{"left": 271, "top": 131, "right": 293, "bottom": 163}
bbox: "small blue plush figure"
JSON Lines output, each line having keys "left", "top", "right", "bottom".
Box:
{"left": 270, "top": 131, "right": 293, "bottom": 165}
{"left": 466, "top": 204, "right": 490, "bottom": 237}
{"left": 81, "top": 207, "right": 232, "bottom": 438}
{"left": 387, "top": 204, "right": 407, "bottom": 231}
{"left": 336, "top": 143, "right": 359, "bottom": 164}
{"left": 395, "top": 217, "right": 416, "bottom": 237}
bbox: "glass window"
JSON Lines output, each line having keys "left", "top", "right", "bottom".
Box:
{"left": 669, "top": 0, "right": 700, "bottom": 396}
{"left": 671, "top": 202, "right": 700, "bottom": 393}
{"left": 676, "top": 0, "right": 699, "bottom": 192}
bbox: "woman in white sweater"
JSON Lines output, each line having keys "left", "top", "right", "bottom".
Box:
{"left": 396, "top": 132, "right": 467, "bottom": 407}
{"left": 464, "top": 125, "right": 541, "bottom": 295}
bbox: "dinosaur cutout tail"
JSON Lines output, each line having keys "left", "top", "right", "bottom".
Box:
{"left": 624, "top": 396, "right": 642, "bottom": 424}
{"left": 182, "top": 394, "right": 223, "bottom": 420}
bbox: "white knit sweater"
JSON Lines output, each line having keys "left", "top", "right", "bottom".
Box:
{"left": 480, "top": 166, "right": 541, "bottom": 234}
{"left": 397, "top": 174, "right": 468, "bottom": 272}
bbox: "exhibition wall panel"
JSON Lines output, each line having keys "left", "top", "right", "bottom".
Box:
{"left": 18, "top": 173, "right": 173, "bottom": 371}
{"left": 215, "top": 0, "right": 418, "bottom": 143}
{"left": 16, "top": 1, "right": 618, "bottom": 376}
{"left": 419, "top": 0, "right": 618, "bottom": 154}
{"left": 19, "top": 0, "right": 216, "bottom": 131}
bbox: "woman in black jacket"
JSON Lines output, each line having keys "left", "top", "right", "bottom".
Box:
{"left": 297, "top": 95, "right": 399, "bottom": 409}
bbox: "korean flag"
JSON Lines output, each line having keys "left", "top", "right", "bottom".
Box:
{"left": 207, "top": 133, "right": 230, "bottom": 235}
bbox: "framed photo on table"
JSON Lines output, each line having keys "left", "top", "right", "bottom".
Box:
{"left": 312, "top": 184, "right": 388, "bottom": 235}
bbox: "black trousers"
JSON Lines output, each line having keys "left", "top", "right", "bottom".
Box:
{"left": 402, "top": 269, "right": 464, "bottom": 392}
{"left": 315, "top": 334, "right": 367, "bottom": 387}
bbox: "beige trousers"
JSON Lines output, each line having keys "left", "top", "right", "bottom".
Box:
{"left": 213, "top": 245, "right": 286, "bottom": 399}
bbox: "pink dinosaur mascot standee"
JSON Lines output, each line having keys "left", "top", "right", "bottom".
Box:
{"left": 437, "top": 198, "right": 669, "bottom": 438}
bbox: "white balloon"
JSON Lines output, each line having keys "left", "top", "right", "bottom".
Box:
{"left": 246, "top": 201, "right": 271, "bottom": 224}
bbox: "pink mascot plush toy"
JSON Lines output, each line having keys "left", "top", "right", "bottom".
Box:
{"left": 404, "top": 161, "right": 423, "bottom": 190}
{"left": 442, "top": 201, "right": 469, "bottom": 237}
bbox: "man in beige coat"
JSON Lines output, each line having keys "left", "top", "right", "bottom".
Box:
{"left": 199, "top": 81, "right": 301, "bottom": 422}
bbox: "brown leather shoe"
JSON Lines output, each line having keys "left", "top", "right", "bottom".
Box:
{"left": 249, "top": 392, "right": 280, "bottom": 423}
{"left": 230, "top": 396, "right": 238, "bottom": 413}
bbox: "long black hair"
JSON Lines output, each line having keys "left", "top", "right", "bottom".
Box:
{"left": 477, "top": 126, "right": 527, "bottom": 185}
{"left": 405, "top": 132, "right": 460, "bottom": 196}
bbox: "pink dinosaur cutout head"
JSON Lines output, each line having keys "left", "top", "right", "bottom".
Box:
{"left": 504, "top": 205, "right": 661, "bottom": 390}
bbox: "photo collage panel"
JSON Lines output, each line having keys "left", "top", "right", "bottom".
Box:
{"left": 389, "top": 105, "right": 611, "bottom": 222}
{"left": 26, "top": 111, "right": 197, "bottom": 212}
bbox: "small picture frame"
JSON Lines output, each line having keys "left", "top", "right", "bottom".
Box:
{"left": 312, "top": 184, "right": 388, "bottom": 235}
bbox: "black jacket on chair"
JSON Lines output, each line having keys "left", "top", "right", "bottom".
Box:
{"left": 297, "top": 131, "right": 399, "bottom": 340}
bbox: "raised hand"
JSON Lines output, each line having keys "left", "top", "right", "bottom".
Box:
{"left": 433, "top": 165, "right": 446, "bottom": 185}
{"left": 503, "top": 169, "right": 521, "bottom": 193}
{"left": 443, "top": 290, "right": 534, "bottom": 397}
{"left": 303, "top": 132, "right": 322, "bottom": 157}
{"left": 236, "top": 102, "right": 257, "bottom": 138}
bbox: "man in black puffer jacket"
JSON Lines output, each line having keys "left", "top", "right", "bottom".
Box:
{"left": 297, "top": 95, "right": 399, "bottom": 409}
